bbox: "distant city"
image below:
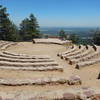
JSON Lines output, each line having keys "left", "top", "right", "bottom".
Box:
{"left": 40, "top": 27, "right": 97, "bottom": 38}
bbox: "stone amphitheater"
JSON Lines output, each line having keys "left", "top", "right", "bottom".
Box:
{"left": 0, "top": 39, "right": 99, "bottom": 100}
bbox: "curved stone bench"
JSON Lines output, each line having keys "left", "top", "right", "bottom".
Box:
{"left": 0, "top": 61, "right": 58, "bottom": 67}
{"left": 0, "top": 66, "right": 63, "bottom": 72}
{"left": 0, "top": 52, "right": 50, "bottom": 59}
{"left": 75, "top": 58, "right": 100, "bottom": 69}
{"left": 34, "top": 38, "right": 72, "bottom": 45}
{"left": 0, "top": 40, "right": 17, "bottom": 51}
{"left": 57, "top": 45, "right": 77, "bottom": 56}
{"left": 0, "top": 42, "right": 17, "bottom": 50}
{"left": 69, "top": 47, "right": 94, "bottom": 64}
{"left": 31, "top": 87, "right": 99, "bottom": 100}
{"left": 0, "top": 56, "right": 54, "bottom": 63}
{"left": 0, "top": 87, "right": 99, "bottom": 100}
{"left": 3, "top": 51, "right": 31, "bottom": 56}
{"left": 69, "top": 50, "right": 100, "bottom": 65}
{"left": 67, "top": 46, "right": 93, "bottom": 60}
{"left": 63, "top": 45, "right": 86, "bottom": 60}
{"left": 0, "top": 42, "right": 8, "bottom": 48}
{"left": 0, "top": 75, "right": 81, "bottom": 86}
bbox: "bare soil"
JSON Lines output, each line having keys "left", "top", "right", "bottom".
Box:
{"left": 0, "top": 42, "right": 99, "bottom": 93}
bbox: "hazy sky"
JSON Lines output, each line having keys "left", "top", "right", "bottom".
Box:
{"left": 0, "top": 0, "right": 100, "bottom": 27}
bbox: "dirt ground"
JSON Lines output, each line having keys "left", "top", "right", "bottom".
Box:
{"left": 0, "top": 42, "right": 99, "bottom": 94}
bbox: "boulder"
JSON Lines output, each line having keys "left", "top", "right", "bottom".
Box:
{"left": 97, "top": 73, "right": 100, "bottom": 79}
{"left": 29, "top": 97, "right": 47, "bottom": 100}
{"left": 63, "top": 93, "right": 76, "bottom": 100}
{"left": 0, "top": 97, "right": 2, "bottom": 100}
{"left": 32, "top": 39, "right": 35, "bottom": 43}
{"left": 57, "top": 53, "right": 59, "bottom": 56}
{"left": 83, "top": 90, "right": 94, "bottom": 98}
{"left": 60, "top": 56, "right": 64, "bottom": 59}
{"left": 68, "top": 75, "right": 82, "bottom": 85}
{"left": 4, "top": 99, "right": 14, "bottom": 100}
{"left": 79, "top": 45, "right": 81, "bottom": 49}
{"left": 86, "top": 45, "right": 89, "bottom": 49}
{"left": 75, "top": 64, "right": 80, "bottom": 69}
{"left": 91, "top": 94, "right": 100, "bottom": 100}
{"left": 92, "top": 45, "right": 97, "bottom": 51}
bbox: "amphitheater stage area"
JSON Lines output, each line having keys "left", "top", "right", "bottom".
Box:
{"left": 33, "top": 38, "right": 72, "bottom": 45}
{"left": 0, "top": 41, "right": 100, "bottom": 99}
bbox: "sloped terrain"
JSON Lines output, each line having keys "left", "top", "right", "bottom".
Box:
{"left": 0, "top": 41, "right": 99, "bottom": 99}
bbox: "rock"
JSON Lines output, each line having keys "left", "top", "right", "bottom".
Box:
{"left": 83, "top": 90, "right": 94, "bottom": 98}
{"left": 65, "top": 57, "right": 69, "bottom": 60}
{"left": 60, "top": 56, "right": 64, "bottom": 59}
{"left": 57, "top": 53, "right": 59, "bottom": 56}
{"left": 97, "top": 73, "right": 100, "bottom": 79}
{"left": 63, "top": 93, "right": 76, "bottom": 100}
{"left": 29, "top": 97, "right": 47, "bottom": 100}
{"left": 0, "top": 97, "right": 2, "bottom": 100}
{"left": 91, "top": 94, "right": 100, "bottom": 100}
{"left": 86, "top": 45, "right": 89, "bottom": 49}
{"left": 79, "top": 45, "right": 81, "bottom": 49}
{"left": 75, "top": 64, "right": 80, "bottom": 69}
{"left": 92, "top": 45, "right": 97, "bottom": 51}
{"left": 81, "top": 86, "right": 90, "bottom": 90}
{"left": 32, "top": 39, "right": 35, "bottom": 44}
{"left": 68, "top": 75, "right": 82, "bottom": 85}
{"left": 71, "top": 45, "right": 74, "bottom": 49}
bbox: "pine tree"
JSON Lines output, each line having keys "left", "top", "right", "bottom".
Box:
{"left": 0, "top": 5, "right": 18, "bottom": 41}
{"left": 59, "top": 30, "right": 67, "bottom": 40}
{"left": 69, "top": 34, "right": 79, "bottom": 44}
{"left": 93, "top": 28, "right": 100, "bottom": 45}
{"left": 20, "top": 14, "right": 40, "bottom": 40}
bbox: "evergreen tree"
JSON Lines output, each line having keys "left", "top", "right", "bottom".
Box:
{"left": 0, "top": 5, "right": 18, "bottom": 41}
{"left": 93, "top": 28, "right": 100, "bottom": 45}
{"left": 59, "top": 29, "right": 67, "bottom": 40}
{"left": 20, "top": 14, "right": 40, "bottom": 40}
{"left": 69, "top": 34, "right": 79, "bottom": 44}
